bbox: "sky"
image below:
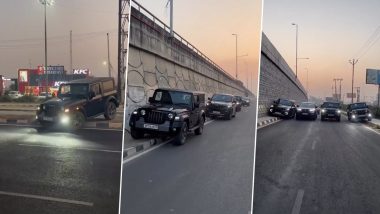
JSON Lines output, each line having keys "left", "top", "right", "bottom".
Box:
{"left": 263, "top": 0, "right": 380, "bottom": 104}
{"left": 132, "top": 0, "right": 262, "bottom": 93}
{"left": 0, "top": 0, "right": 118, "bottom": 79}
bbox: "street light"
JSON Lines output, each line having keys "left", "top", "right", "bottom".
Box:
{"left": 291, "top": 23, "right": 298, "bottom": 78}
{"left": 39, "top": 0, "right": 54, "bottom": 98}
{"left": 232, "top": 33, "right": 238, "bottom": 79}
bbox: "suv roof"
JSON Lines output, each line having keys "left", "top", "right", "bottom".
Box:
{"left": 67, "top": 77, "right": 114, "bottom": 84}
{"left": 157, "top": 88, "right": 205, "bottom": 95}
{"left": 213, "top": 93, "right": 234, "bottom": 97}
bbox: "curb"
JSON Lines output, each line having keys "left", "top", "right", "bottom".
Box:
{"left": 257, "top": 117, "right": 281, "bottom": 128}
{"left": 0, "top": 119, "right": 123, "bottom": 130}
{"left": 123, "top": 137, "right": 165, "bottom": 158}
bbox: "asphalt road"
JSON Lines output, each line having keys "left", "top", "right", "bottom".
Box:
{"left": 121, "top": 105, "right": 256, "bottom": 214}
{"left": 253, "top": 116, "right": 380, "bottom": 214}
{"left": 0, "top": 125, "right": 123, "bottom": 214}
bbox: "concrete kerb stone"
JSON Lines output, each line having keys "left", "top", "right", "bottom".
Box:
{"left": 257, "top": 117, "right": 281, "bottom": 128}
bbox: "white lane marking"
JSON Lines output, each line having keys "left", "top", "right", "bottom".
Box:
{"left": 0, "top": 190, "right": 93, "bottom": 206}
{"left": 123, "top": 119, "right": 215, "bottom": 164}
{"left": 311, "top": 140, "right": 317, "bottom": 150}
{"left": 364, "top": 126, "right": 380, "bottom": 135}
{"left": 18, "top": 144, "right": 121, "bottom": 153}
{"left": 291, "top": 189, "right": 304, "bottom": 214}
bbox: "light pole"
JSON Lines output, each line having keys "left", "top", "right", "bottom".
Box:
{"left": 292, "top": 23, "right": 298, "bottom": 78}
{"left": 39, "top": 0, "right": 53, "bottom": 98}
{"left": 232, "top": 34, "right": 238, "bottom": 79}
{"left": 349, "top": 59, "right": 358, "bottom": 103}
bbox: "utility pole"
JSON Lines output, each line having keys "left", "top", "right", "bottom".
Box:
{"left": 70, "top": 30, "right": 72, "bottom": 74}
{"left": 354, "top": 87, "right": 360, "bottom": 102}
{"left": 349, "top": 59, "right": 358, "bottom": 103}
{"left": 333, "top": 79, "right": 338, "bottom": 100}
{"left": 232, "top": 34, "right": 238, "bottom": 79}
{"left": 107, "top": 33, "right": 111, "bottom": 77}
{"left": 169, "top": 0, "right": 173, "bottom": 37}
{"left": 337, "top": 79, "right": 343, "bottom": 102}
{"left": 292, "top": 23, "right": 299, "bottom": 78}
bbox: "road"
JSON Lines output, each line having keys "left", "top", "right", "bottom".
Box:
{"left": 253, "top": 116, "right": 380, "bottom": 214}
{"left": 0, "top": 125, "right": 122, "bottom": 214}
{"left": 121, "top": 105, "right": 256, "bottom": 214}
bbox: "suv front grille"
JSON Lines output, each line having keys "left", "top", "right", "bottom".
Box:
{"left": 209, "top": 104, "right": 227, "bottom": 111}
{"left": 145, "top": 111, "right": 166, "bottom": 124}
{"left": 44, "top": 104, "right": 59, "bottom": 117}
{"left": 326, "top": 109, "right": 336, "bottom": 114}
{"left": 356, "top": 109, "right": 366, "bottom": 115}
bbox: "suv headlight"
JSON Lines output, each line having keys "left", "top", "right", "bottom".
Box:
{"left": 270, "top": 105, "right": 274, "bottom": 108}
{"left": 168, "top": 113, "right": 174, "bottom": 120}
{"left": 174, "top": 116, "right": 181, "bottom": 121}
{"left": 321, "top": 109, "right": 326, "bottom": 113}
{"left": 336, "top": 110, "right": 341, "bottom": 114}
{"left": 297, "top": 108, "right": 301, "bottom": 112}
{"left": 227, "top": 103, "right": 232, "bottom": 108}
{"left": 132, "top": 111, "right": 138, "bottom": 115}
{"left": 310, "top": 109, "right": 315, "bottom": 112}
{"left": 140, "top": 109, "right": 146, "bottom": 116}
{"left": 64, "top": 108, "right": 70, "bottom": 113}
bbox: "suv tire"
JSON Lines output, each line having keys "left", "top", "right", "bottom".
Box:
{"left": 130, "top": 127, "right": 144, "bottom": 139}
{"left": 195, "top": 117, "right": 204, "bottom": 135}
{"left": 173, "top": 122, "right": 188, "bottom": 145}
{"left": 225, "top": 111, "right": 233, "bottom": 120}
{"left": 104, "top": 101, "right": 117, "bottom": 120}
{"left": 71, "top": 111, "right": 85, "bottom": 130}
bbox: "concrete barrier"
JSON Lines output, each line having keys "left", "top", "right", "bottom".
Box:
{"left": 125, "top": 4, "right": 251, "bottom": 129}
{"left": 258, "top": 33, "right": 308, "bottom": 117}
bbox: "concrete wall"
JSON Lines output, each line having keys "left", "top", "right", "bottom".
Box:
{"left": 125, "top": 6, "right": 249, "bottom": 126}
{"left": 258, "top": 33, "right": 308, "bottom": 117}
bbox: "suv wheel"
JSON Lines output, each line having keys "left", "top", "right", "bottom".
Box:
{"left": 130, "top": 127, "right": 144, "bottom": 139}
{"left": 225, "top": 111, "right": 232, "bottom": 120}
{"left": 104, "top": 101, "right": 117, "bottom": 120}
{"left": 71, "top": 111, "right": 85, "bottom": 130}
{"left": 173, "top": 122, "right": 188, "bottom": 145}
{"left": 195, "top": 117, "right": 204, "bottom": 135}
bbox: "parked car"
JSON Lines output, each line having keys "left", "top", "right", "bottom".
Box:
{"left": 296, "top": 102, "right": 318, "bottom": 120}
{"left": 36, "top": 77, "right": 119, "bottom": 129}
{"left": 234, "top": 95, "right": 243, "bottom": 112}
{"left": 8, "top": 91, "right": 23, "bottom": 99}
{"left": 320, "top": 101, "right": 341, "bottom": 122}
{"left": 129, "top": 88, "right": 206, "bottom": 145}
{"left": 347, "top": 102, "right": 372, "bottom": 122}
{"left": 242, "top": 97, "right": 251, "bottom": 106}
{"left": 206, "top": 93, "right": 237, "bottom": 120}
{"left": 38, "top": 92, "right": 53, "bottom": 99}
{"left": 268, "top": 98, "right": 296, "bottom": 119}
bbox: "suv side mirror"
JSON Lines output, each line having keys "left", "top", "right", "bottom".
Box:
{"left": 89, "top": 91, "right": 96, "bottom": 100}
{"left": 148, "top": 97, "right": 154, "bottom": 103}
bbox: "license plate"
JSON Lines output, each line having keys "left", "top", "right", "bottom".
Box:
{"left": 42, "top": 116, "right": 53, "bottom": 121}
{"left": 212, "top": 111, "right": 220, "bottom": 114}
{"left": 302, "top": 113, "right": 308, "bottom": 115}
{"left": 143, "top": 124, "right": 158, "bottom": 130}
{"left": 328, "top": 114, "right": 334, "bottom": 116}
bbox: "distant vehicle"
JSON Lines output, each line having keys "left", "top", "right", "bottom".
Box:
{"left": 8, "top": 91, "right": 23, "bottom": 99}
{"left": 320, "top": 101, "right": 341, "bottom": 122}
{"left": 234, "top": 95, "right": 243, "bottom": 112}
{"left": 38, "top": 92, "right": 52, "bottom": 99}
{"left": 242, "top": 97, "right": 251, "bottom": 106}
{"left": 268, "top": 98, "right": 296, "bottom": 119}
{"left": 36, "top": 77, "right": 119, "bottom": 129}
{"left": 206, "top": 93, "right": 237, "bottom": 120}
{"left": 347, "top": 102, "right": 372, "bottom": 122}
{"left": 296, "top": 102, "right": 318, "bottom": 120}
{"left": 129, "top": 88, "right": 206, "bottom": 145}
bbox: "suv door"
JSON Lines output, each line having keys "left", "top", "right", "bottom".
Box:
{"left": 85, "top": 83, "right": 103, "bottom": 117}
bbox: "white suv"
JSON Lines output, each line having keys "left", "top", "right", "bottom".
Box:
{"left": 8, "top": 91, "right": 23, "bottom": 99}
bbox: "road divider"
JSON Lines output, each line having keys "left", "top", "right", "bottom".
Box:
{"left": 257, "top": 116, "right": 281, "bottom": 129}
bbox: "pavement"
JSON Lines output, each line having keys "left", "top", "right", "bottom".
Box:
{"left": 120, "top": 105, "right": 256, "bottom": 214}
{"left": 0, "top": 125, "right": 123, "bottom": 214}
{"left": 253, "top": 114, "right": 380, "bottom": 214}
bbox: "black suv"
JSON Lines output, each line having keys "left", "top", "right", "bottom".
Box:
{"left": 129, "top": 88, "right": 206, "bottom": 145}
{"left": 268, "top": 98, "right": 296, "bottom": 118}
{"left": 347, "top": 102, "right": 372, "bottom": 122}
{"left": 36, "top": 77, "right": 119, "bottom": 129}
{"left": 242, "top": 97, "right": 251, "bottom": 106}
{"left": 206, "top": 93, "right": 237, "bottom": 120}
{"left": 296, "top": 102, "right": 318, "bottom": 120}
{"left": 234, "top": 95, "right": 243, "bottom": 112}
{"left": 320, "top": 101, "right": 341, "bottom": 122}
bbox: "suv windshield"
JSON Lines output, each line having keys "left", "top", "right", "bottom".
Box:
{"left": 212, "top": 94, "right": 232, "bottom": 102}
{"left": 350, "top": 103, "right": 367, "bottom": 109}
{"left": 235, "top": 96, "right": 242, "bottom": 102}
{"left": 152, "top": 90, "right": 192, "bottom": 106}
{"left": 300, "top": 102, "right": 315, "bottom": 108}
{"left": 321, "top": 102, "right": 340, "bottom": 108}
{"left": 58, "top": 84, "right": 88, "bottom": 98}
{"left": 279, "top": 99, "right": 292, "bottom": 106}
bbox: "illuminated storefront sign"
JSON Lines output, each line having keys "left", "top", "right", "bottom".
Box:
{"left": 73, "top": 69, "right": 89, "bottom": 75}
{"left": 53, "top": 81, "right": 67, "bottom": 87}
{"left": 19, "top": 70, "right": 28, "bottom": 82}
{"left": 38, "top": 66, "right": 65, "bottom": 75}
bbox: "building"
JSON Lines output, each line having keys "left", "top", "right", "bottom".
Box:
{"left": 18, "top": 66, "right": 90, "bottom": 96}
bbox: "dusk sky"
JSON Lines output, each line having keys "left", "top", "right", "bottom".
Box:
{"left": 133, "top": 0, "right": 262, "bottom": 93}
{"left": 263, "top": 0, "right": 380, "bottom": 103}
{"left": 0, "top": 0, "right": 117, "bottom": 79}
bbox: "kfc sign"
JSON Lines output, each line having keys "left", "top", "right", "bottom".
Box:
{"left": 73, "top": 69, "right": 89, "bottom": 75}
{"left": 54, "top": 81, "right": 67, "bottom": 87}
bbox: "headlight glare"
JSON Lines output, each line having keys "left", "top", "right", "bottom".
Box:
{"left": 140, "top": 109, "right": 146, "bottom": 116}
{"left": 168, "top": 113, "right": 174, "bottom": 119}
{"left": 64, "top": 108, "right": 70, "bottom": 113}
